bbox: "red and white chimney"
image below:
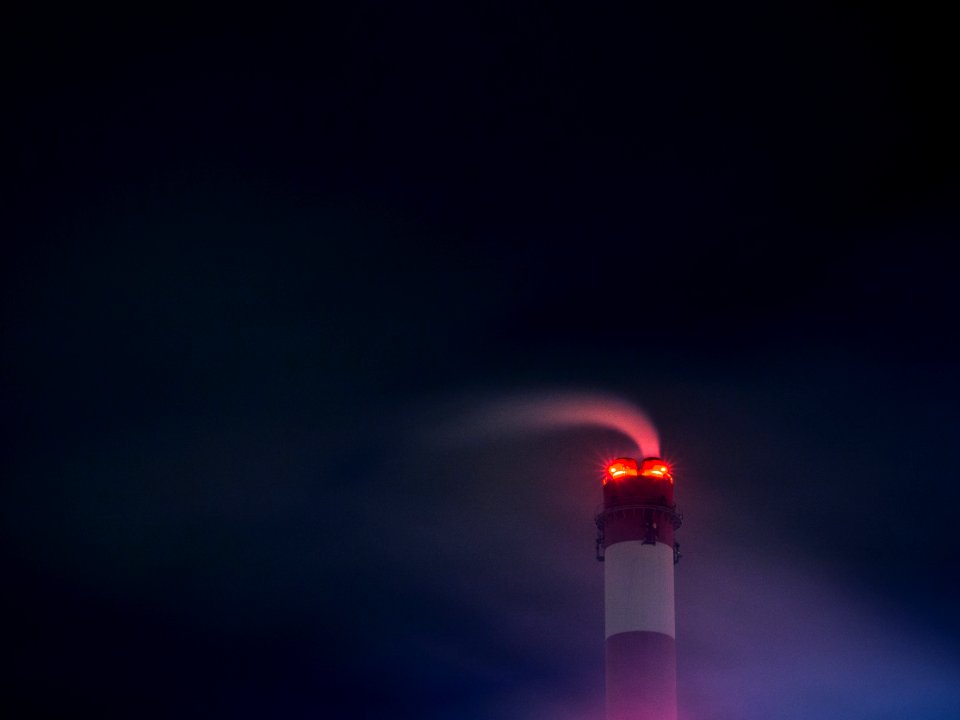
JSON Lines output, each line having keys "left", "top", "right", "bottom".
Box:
{"left": 596, "top": 457, "right": 682, "bottom": 720}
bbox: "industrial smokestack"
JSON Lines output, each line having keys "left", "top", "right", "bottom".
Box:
{"left": 596, "top": 457, "right": 682, "bottom": 720}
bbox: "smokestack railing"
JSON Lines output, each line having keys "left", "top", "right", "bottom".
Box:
{"left": 595, "top": 503, "right": 683, "bottom": 565}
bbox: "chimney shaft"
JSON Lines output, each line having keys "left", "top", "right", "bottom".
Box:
{"left": 597, "top": 457, "right": 681, "bottom": 720}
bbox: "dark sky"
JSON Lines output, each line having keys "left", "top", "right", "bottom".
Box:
{"left": 4, "top": 3, "right": 960, "bottom": 718}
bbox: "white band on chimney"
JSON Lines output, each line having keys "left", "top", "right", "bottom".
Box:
{"left": 604, "top": 540, "right": 676, "bottom": 639}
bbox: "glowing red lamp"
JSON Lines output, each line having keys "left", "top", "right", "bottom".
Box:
{"left": 604, "top": 458, "right": 639, "bottom": 484}
{"left": 640, "top": 457, "right": 673, "bottom": 483}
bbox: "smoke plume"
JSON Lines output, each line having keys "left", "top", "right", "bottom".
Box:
{"left": 441, "top": 390, "right": 660, "bottom": 458}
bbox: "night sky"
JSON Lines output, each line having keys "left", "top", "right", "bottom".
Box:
{"left": 5, "top": 3, "right": 960, "bottom": 719}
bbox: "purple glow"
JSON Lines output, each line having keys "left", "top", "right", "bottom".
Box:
{"left": 397, "top": 407, "right": 960, "bottom": 719}
{"left": 374, "top": 386, "right": 960, "bottom": 718}
{"left": 676, "top": 540, "right": 960, "bottom": 719}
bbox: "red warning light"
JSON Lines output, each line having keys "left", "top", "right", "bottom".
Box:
{"left": 604, "top": 458, "right": 639, "bottom": 484}
{"left": 640, "top": 457, "right": 673, "bottom": 483}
